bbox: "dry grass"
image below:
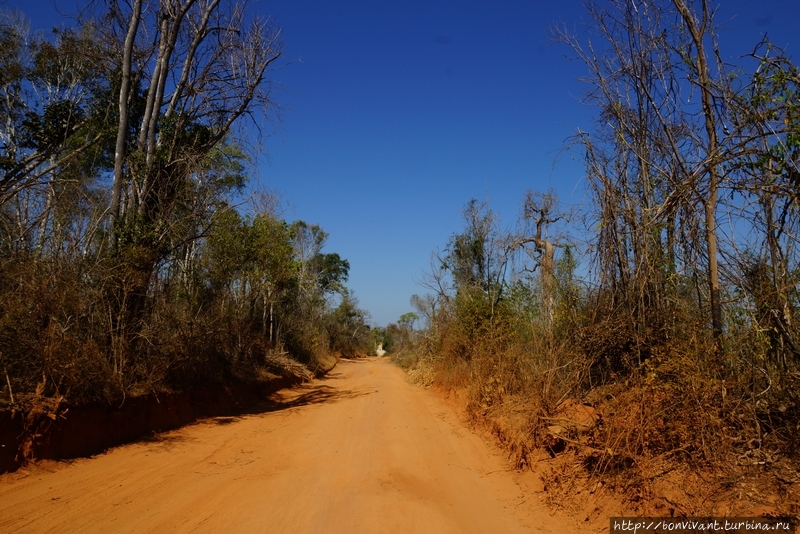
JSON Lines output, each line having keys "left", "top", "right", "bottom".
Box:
{"left": 0, "top": 256, "right": 341, "bottom": 413}
{"left": 399, "top": 290, "right": 800, "bottom": 518}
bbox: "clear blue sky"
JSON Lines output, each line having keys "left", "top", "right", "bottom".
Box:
{"left": 9, "top": 0, "right": 799, "bottom": 326}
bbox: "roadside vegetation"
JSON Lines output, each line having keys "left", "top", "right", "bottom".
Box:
{"left": 401, "top": 0, "right": 800, "bottom": 515}
{"left": 0, "top": 1, "right": 373, "bottom": 410}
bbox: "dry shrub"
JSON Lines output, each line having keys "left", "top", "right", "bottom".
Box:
{"left": 406, "top": 274, "right": 800, "bottom": 515}
{"left": 139, "top": 287, "right": 325, "bottom": 391}
{"left": 0, "top": 254, "right": 329, "bottom": 410}
{"left": 0, "top": 257, "right": 118, "bottom": 403}
{"left": 389, "top": 348, "right": 418, "bottom": 370}
{"left": 568, "top": 331, "right": 800, "bottom": 513}
{"left": 406, "top": 356, "right": 435, "bottom": 386}
{"left": 478, "top": 393, "right": 541, "bottom": 469}
{"left": 263, "top": 351, "right": 314, "bottom": 381}
{"left": 409, "top": 288, "right": 592, "bottom": 458}
{"left": 584, "top": 352, "right": 727, "bottom": 479}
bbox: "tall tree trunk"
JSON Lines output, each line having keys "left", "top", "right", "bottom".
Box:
{"left": 539, "top": 239, "right": 555, "bottom": 326}
{"left": 674, "top": 0, "right": 724, "bottom": 345}
{"left": 110, "top": 0, "right": 142, "bottom": 246}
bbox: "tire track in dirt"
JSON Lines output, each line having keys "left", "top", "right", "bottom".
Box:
{"left": 0, "top": 358, "right": 572, "bottom": 533}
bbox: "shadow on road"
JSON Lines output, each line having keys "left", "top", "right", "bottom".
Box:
{"left": 241, "top": 383, "right": 374, "bottom": 418}
{"left": 142, "top": 382, "right": 375, "bottom": 449}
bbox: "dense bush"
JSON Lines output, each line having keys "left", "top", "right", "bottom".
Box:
{"left": 0, "top": 4, "right": 372, "bottom": 407}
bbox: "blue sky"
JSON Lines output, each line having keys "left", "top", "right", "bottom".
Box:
{"left": 258, "top": 0, "right": 591, "bottom": 325}
{"left": 9, "top": 0, "right": 800, "bottom": 326}
{"left": 253, "top": 0, "right": 799, "bottom": 326}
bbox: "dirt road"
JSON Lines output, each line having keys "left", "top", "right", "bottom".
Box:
{"left": 0, "top": 358, "right": 570, "bottom": 533}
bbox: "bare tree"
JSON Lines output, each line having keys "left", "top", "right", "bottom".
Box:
{"left": 508, "top": 190, "right": 561, "bottom": 326}
{"left": 672, "top": 0, "right": 723, "bottom": 344}
{"left": 555, "top": 0, "right": 687, "bottom": 356}
{"left": 109, "top": 0, "right": 142, "bottom": 242}
{"left": 557, "top": 0, "right": 752, "bottom": 353}
{"left": 98, "top": 0, "right": 283, "bottom": 369}
{"left": 107, "top": 0, "right": 281, "bottom": 232}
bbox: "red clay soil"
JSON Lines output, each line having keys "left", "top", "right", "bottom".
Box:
{"left": 0, "top": 357, "right": 578, "bottom": 533}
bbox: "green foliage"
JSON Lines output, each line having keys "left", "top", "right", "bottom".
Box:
{"left": 0, "top": 4, "right": 359, "bottom": 405}
{"left": 315, "top": 253, "right": 350, "bottom": 293}
{"left": 325, "top": 292, "right": 371, "bottom": 357}
{"left": 372, "top": 326, "right": 394, "bottom": 353}
{"left": 0, "top": 17, "right": 111, "bottom": 182}
{"left": 445, "top": 199, "right": 505, "bottom": 295}
{"left": 398, "top": 312, "right": 419, "bottom": 330}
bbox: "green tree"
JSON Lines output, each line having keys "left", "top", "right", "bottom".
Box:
{"left": 103, "top": 0, "right": 283, "bottom": 368}
{"left": 326, "top": 292, "right": 371, "bottom": 357}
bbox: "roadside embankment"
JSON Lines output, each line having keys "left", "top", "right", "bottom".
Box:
{"left": 0, "top": 357, "right": 337, "bottom": 474}
{"left": 414, "top": 377, "right": 800, "bottom": 523}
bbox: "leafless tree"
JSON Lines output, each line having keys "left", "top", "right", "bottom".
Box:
{"left": 508, "top": 190, "right": 561, "bottom": 326}
{"left": 556, "top": 0, "right": 754, "bottom": 354}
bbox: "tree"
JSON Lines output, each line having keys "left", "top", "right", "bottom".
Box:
{"left": 557, "top": 0, "right": 747, "bottom": 353}
{"left": 394, "top": 311, "right": 419, "bottom": 351}
{"left": 108, "top": 0, "right": 282, "bottom": 235}
{"left": 98, "top": 0, "right": 283, "bottom": 365}
{"left": 326, "top": 291, "right": 370, "bottom": 357}
{"left": 290, "top": 221, "right": 328, "bottom": 300}
{"left": 556, "top": 0, "right": 686, "bottom": 357}
{"left": 508, "top": 190, "right": 561, "bottom": 325}
{"left": 316, "top": 252, "right": 350, "bottom": 293}
{"left": 410, "top": 293, "right": 437, "bottom": 327}
{"left": 0, "top": 14, "right": 111, "bottom": 252}
{"left": 398, "top": 312, "right": 419, "bottom": 331}
{"left": 250, "top": 214, "right": 295, "bottom": 343}
{"left": 446, "top": 199, "right": 507, "bottom": 298}
{"left": 672, "top": 0, "right": 723, "bottom": 344}
{"left": 0, "top": 2, "right": 373, "bottom": 401}
{"left": 728, "top": 45, "right": 800, "bottom": 368}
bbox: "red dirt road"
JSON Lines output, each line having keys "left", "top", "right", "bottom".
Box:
{"left": 0, "top": 358, "right": 571, "bottom": 533}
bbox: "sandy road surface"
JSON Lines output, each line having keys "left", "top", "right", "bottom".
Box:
{"left": 0, "top": 358, "right": 569, "bottom": 533}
